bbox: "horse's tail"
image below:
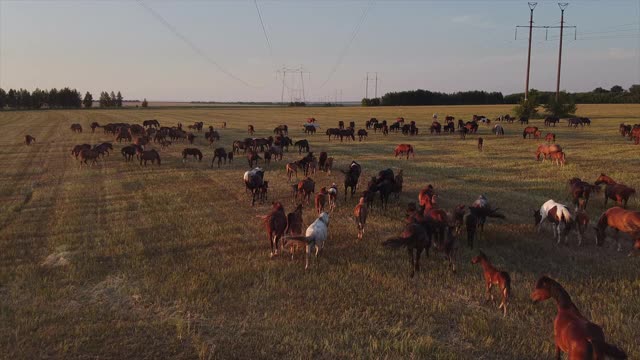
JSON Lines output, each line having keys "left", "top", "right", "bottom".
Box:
{"left": 382, "top": 236, "right": 410, "bottom": 249}
{"left": 501, "top": 272, "right": 511, "bottom": 303}
{"left": 588, "top": 338, "right": 627, "bottom": 359}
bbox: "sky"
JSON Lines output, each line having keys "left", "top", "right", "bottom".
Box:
{"left": 0, "top": 0, "right": 639, "bottom": 102}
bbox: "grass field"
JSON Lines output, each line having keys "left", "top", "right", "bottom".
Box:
{"left": 1, "top": 104, "right": 639, "bottom": 359}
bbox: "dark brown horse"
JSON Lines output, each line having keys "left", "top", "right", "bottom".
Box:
{"left": 297, "top": 177, "right": 315, "bottom": 205}
{"left": 471, "top": 251, "right": 511, "bottom": 317}
{"left": 341, "top": 161, "right": 361, "bottom": 200}
{"left": 568, "top": 177, "right": 599, "bottom": 210}
{"left": 211, "top": 147, "right": 227, "bottom": 168}
{"left": 71, "top": 144, "right": 91, "bottom": 159}
{"left": 531, "top": 276, "right": 627, "bottom": 360}
{"left": 594, "top": 174, "right": 636, "bottom": 208}
{"left": 522, "top": 126, "right": 539, "bottom": 139}
{"left": 70, "top": 123, "right": 83, "bottom": 133}
{"left": 595, "top": 206, "right": 640, "bottom": 252}
{"left": 247, "top": 125, "right": 255, "bottom": 135}
{"left": 382, "top": 222, "right": 431, "bottom": 278}
{"left": 79, "top": 149, "right": 100, "bottom": 167}
{"left": 139, "top": 150, "right": 161, "bottom": 166}
{"left": 285, "top": 204, "right": 304, "bottom": 236}
{"left": 24, "top": 135, "right": 36, "bottom": 145}
{"left": 247, "top": 150, "right": 261, "bottom": 168}
{"left": 260, "top": 202, "right": 287, "bottom": 257}
{"left": 182, "top": 148, "right": 203, "bottom": 161}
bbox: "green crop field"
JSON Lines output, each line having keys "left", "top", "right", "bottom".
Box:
{"left": 1, "top": 104, "right": 639, "bottom": 359}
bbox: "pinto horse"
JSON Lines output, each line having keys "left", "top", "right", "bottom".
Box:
{"left": 534, "top": 200, "right": 576, "bottom": 245}
{"left": 522, "top": 126, "right": 539, "bottom": 139}
{"left": 471, "top": 251, "right": 511, "bottom": 317}
{"left": 531, "top": 276, "right": 627, "bottom": 360}
{"left": 595, "top": 173, "right": 636, "bottom": 208}
{"left": 244, "top": 167, "right": 265, "bottom": 206}
{"left": 595, "top": 206, "right": 640, "bottom": 252}
{"left": 394, "top": 144, "right": 415, "bottom": 159}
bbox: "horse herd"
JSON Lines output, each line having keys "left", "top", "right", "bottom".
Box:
{"left": 22, "top": 113, "right": 638, "bottom": 359}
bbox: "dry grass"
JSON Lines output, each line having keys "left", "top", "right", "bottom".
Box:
{"left": 1, "top": 104, "right": 639, "bottom": 359}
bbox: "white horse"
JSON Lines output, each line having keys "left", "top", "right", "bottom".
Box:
{"left": 283, "top": 212, "right": 330, "bottom": 270}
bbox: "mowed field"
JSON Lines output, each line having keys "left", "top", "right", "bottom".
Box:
{"left": 1, "top": 104, "right": 639, "bottom": 359}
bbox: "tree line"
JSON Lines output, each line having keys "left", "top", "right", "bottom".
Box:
{"left": 0, "top": 88, "right": 125, "bottom": 109}
{"left": 364, "top": 84, "right": 640, "bottom": 106}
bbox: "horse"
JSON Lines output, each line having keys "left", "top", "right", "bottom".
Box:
{"left": 93, "top": 142, "right": 113, "bottom": 157}
{"left": 286, "top": 162, "right": 298, "bottom": 181}
{"left": 430, "top": 121, "right": 441, "bottom": 134}
{"left": 24, "top": 135, "right": 36, "bottom": 145}
{"left": 545, "top": 132, "right": 556, "bottom": 143}
{"left": 535, "top": 144, "right": 562, "bottom": 161}
{"left": 341, "top": 161, "right": 362, "bottom": 201}
{"left": 315, "top": 187, "right": 328, "bottom": 215}
{"left": 594, "top": 173, "right": 636, "bottom": 208}
{"left": 595, "top": 207, "right": 640, "bottom": 252}
{"left": 294, "top": 139, "right": 310, "bottom": 154}
{"left": 282, "top": 212, "right": 330, "bottom": 270}
{"left": 247, "top": 125, "right": 255, "bottom": 135}
{"left": 297, "top": 177, "right": 315, "bottom": 205}
{"left": 492, "top": 124, "right": 504, "bottom": 136}
{"left": 121, "top": 145, "right": 137, "bottom": 162}
{"left": 382, "top": 222, "right": 431, "bottom": 278}
{"left": 244, "top": 167, "right": 265, "bottom": 206}
{"left": 285, "top": 204, "right": 304, "bottom": 236}
{"left": 143, "top": 119, "right": 160, "bottom": 128}
{"left": 71, "top": 144, "right": 92, "bottom": 159}
{"left": 469, "top": 195, "right": 505, "bottom": 235}
{"left": 391, "top": 169, "right": 403, "bottom": 199}
{"left": 394, "top": 144, "right": 415, "bottom": 159}
{"left": 519, "top": 116, "right": 529, "bottom": 125}
{"left": 357, "top": 129, "right": 368, "bottom": 141}
{"left": 327, "top": 184, "right": 338, "bottom": 211}
{"left": 567, "top": 117, "right": 583, "bottom": 128}
{"left": 523, "top": 126, "right": 538, "bottom": 139}
{"left": 544, "top": 116, "right": 560, "bottom": 127}
{"left": 90, "top": 122, "right": 101, "bottom": 133}
{"left": 79, "top": 149, "right": 100, "bottom": 167}
{"left": 568, "top": 177, "right": 599, "bottom": 210}
{"left": 354, "top": 197, "right": 368, "bottom": 240}
{"left": 182, "top": 148, "right": 203, "bottom": 162}
{"left": 303, "top": 123, "right": 317, "bottom": 135}
{"left": 247, "top": 151, "right": 261, "bottom": 168}
{"left": 70, "top": 123, "right": 83, "bottom": 133}
{"left": 211, "top": 147, "right": 227, "bottom": 168}
{"left": 273, "top": 124, "right": 288, "bottom": 136}
{"left": 259, "top": 202, "right": 287, "bottom": 257}
{"left": 477, "top": 137, "right": 483, "bottom": 151}
{"left": 534, "top": 200, "right": 575, "bottom": 245}
{"left": 533, "top": 130, "right": 542, "bottom": 139}
{"left": 372, "top": 169, "right": 397, "bottom": 210}
{"left": 139, "top": 150, "right": 161, "bottom": 166}
{"left": 471, "top": 251, "right": 511, "bottom": 317}
{"left": 531, "top": 276, "right": 627, "bottom": 360}
{"left": 549, "top": 151, "right": 566, "bottom": 167}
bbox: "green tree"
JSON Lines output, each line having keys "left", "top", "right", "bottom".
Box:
{"left": 543, "top": 92, "right": 577, "bottom": 117}
{"left": 0, "top": 88, "right": 6, "bottom": 109}
{"left": 141, "top": 98, "right": 148, "bottom": 108}
{"left": 116, "top": 91, "right": 123, "bottom": 107}
{"left": 7, "top": 89, "right": 17, "bottom": 108}
{"left": 610, "top": 85, "right": 624, "bottom": 93}
{"left": 593, "top": 87, "right": 609, "bottom": 94}
{"left": 629, "top": 84, "right": 640, "bottom": 95}
{"left": 99, "top": 92, "right": 111, "bottom": 108}
{"left": 513, "top": 94, "right": 539, "bottom": 118}
{"left": 110, "top": 91, "right": 117, "bottom": 107}
{"left": 83, "top": 92, "right": 93, "bottom": 108}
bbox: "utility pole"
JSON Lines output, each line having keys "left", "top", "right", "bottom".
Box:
{"left": 277, "top": 66, "right": 310, "bottom": 104}
{"left": 365, "top": 74, "right": 369, "bottom": 99}
{"left": 556, "top": 3, "right": 569, "bottom": 101}
{"left": 375, "top": 73, "right": 378, "bottom": 98}
{"left": 525, "top": 2, "right": 537, "bottom": 101}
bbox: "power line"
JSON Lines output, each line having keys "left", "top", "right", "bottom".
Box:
{"left": 319, "top": 0, "right": 374, "bottom": 89}
{"left": 136, "top": 0, "right": 257, "bottom": 88}
{"left": 253, "top": 0, "right": 272, "bottom": 55}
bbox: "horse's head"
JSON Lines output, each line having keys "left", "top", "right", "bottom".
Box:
{"left": 533, "top": 209, "right": 542, "bottom": 226}
{"left": 470, "top": 251, "right": 487, "bottom": 264}
{"left": 271, "top": 201, "right": 284, "bottom": 212}
{"left": 530, "top": 276, "right": 557, "bottom": 303}
{"left": 594, "top": 173, "right": 613, "bottom": 185}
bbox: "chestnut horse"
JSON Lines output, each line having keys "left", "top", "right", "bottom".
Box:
{"left": 531, "top": 276, "right": 627, "bottom": 360}
{"left": 394, "top": 144, "right": 415, "bottom": 159}
{"left": 549, "top": 151, "right": 566, "bottom": 167}
{"left": 594, "top": 174, "right": 636, "bottom": 208}
{"left": 535, "top": 144, "right": 562, "bottom": 161}
{"left": 522, "top": 126, "right": 538, "bottom": 139}
{"left": 545, "top": 132, "right": 556, "bottom": 143}
{"left": 471, "top": 251, "right": 511, "bottom": 317}
{"left": 595, "top": 206, "right": 640, "bottom": 252}
{"left": 259, "top": 202, "right": 287, "bottom": 257}
{"left": 354, "top": 197, "right": 368, "bottom": 240}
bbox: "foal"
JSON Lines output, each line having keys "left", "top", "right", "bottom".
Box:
{"left": 353, "top": 197, "right": 368, "bottom": 240}
{"left": 471, "top": 251, "right": 511, "bottom": 317}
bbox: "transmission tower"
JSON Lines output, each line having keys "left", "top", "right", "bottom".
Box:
{"left": 365, "top": 72, "right": 379, "bottom": 99}
{"left": 276, "top": 66, "right": 310, "bottom": 104}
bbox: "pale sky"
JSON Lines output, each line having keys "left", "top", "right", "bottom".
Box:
{"left": 0, "top": 0, "right": 639, "bottom": 102}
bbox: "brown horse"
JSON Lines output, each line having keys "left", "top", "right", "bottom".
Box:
{"left": 535, "top": 144, "right": 562, "bottom": 161}
{"left": 545, "top": 132, "right": 556, "bottom": 143}
{"left": 315, "top": 187, "right": 328, "bottom": 215}
{"left": 247, "top": 151, "right": 261, "bottom": 168}
{"left": 549, "top": 151, "right": 566, "bottom": 167}
{"left": 297, "top": 177, "right": 315, "bottom": 205}
{"left": 247, "top": 125, "right": 255, "bottom": 135}
{"left": 79, "top": 149, "right": 100, "bottom": 167}
{"left": 24, "top": 135, "right": 36, "bottom": 145}
{"left": 595, "top": 206, "right": 640, "bottom": 252}
{"left": 394, "top": 144, "right": 415, "bottom": 159}
{"left": 471, "top": 251, "right": 511, "bottom": 317}
{"left": 534, "top": 130, "right": 542, "bottom": 139}
{"left": 71, "top": 144, "right": 92, "bottom": 159}
{"left": 70, "top": 123, "right": 83, "bottom": 133}
{"left": 594, "top": 174, "right": 636, "bottom": 208}
{"left": 286, "top": 162, "right": 298, "bottom": 181}
{"left": 354, "top": 197, "right": 368, "bottom": 240}
{"left": 531, "top": 276, "right": 627, "bottom": 360}
{"left": 182, "top": 148, "right": 203, "bottom": 162}
{"left": 522, "top": 126, "right": 538, "bottom": 139}
{"left": 285, "top": 204, "right": 304, "bottom": 236}
{"left": 568, "top": 177, "right": 599, "bottom": 210}
{"left": 139, "top": 150, "right": 161, "bottom": 166}
{"left": 211, "top": 147, "right": 227, "bottom": 168}
{"left": 383, "top": 222, "right": 431, "bottom": 278}
{"left": 477, "top": 137, "right": 483, "bottom": 151}
{"left": 260, "top": 202, "right": 287, "bottom": 257}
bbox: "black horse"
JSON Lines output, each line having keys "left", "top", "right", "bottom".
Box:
{"left": 341, "top": 161, "right": 362, "bottom": 201}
